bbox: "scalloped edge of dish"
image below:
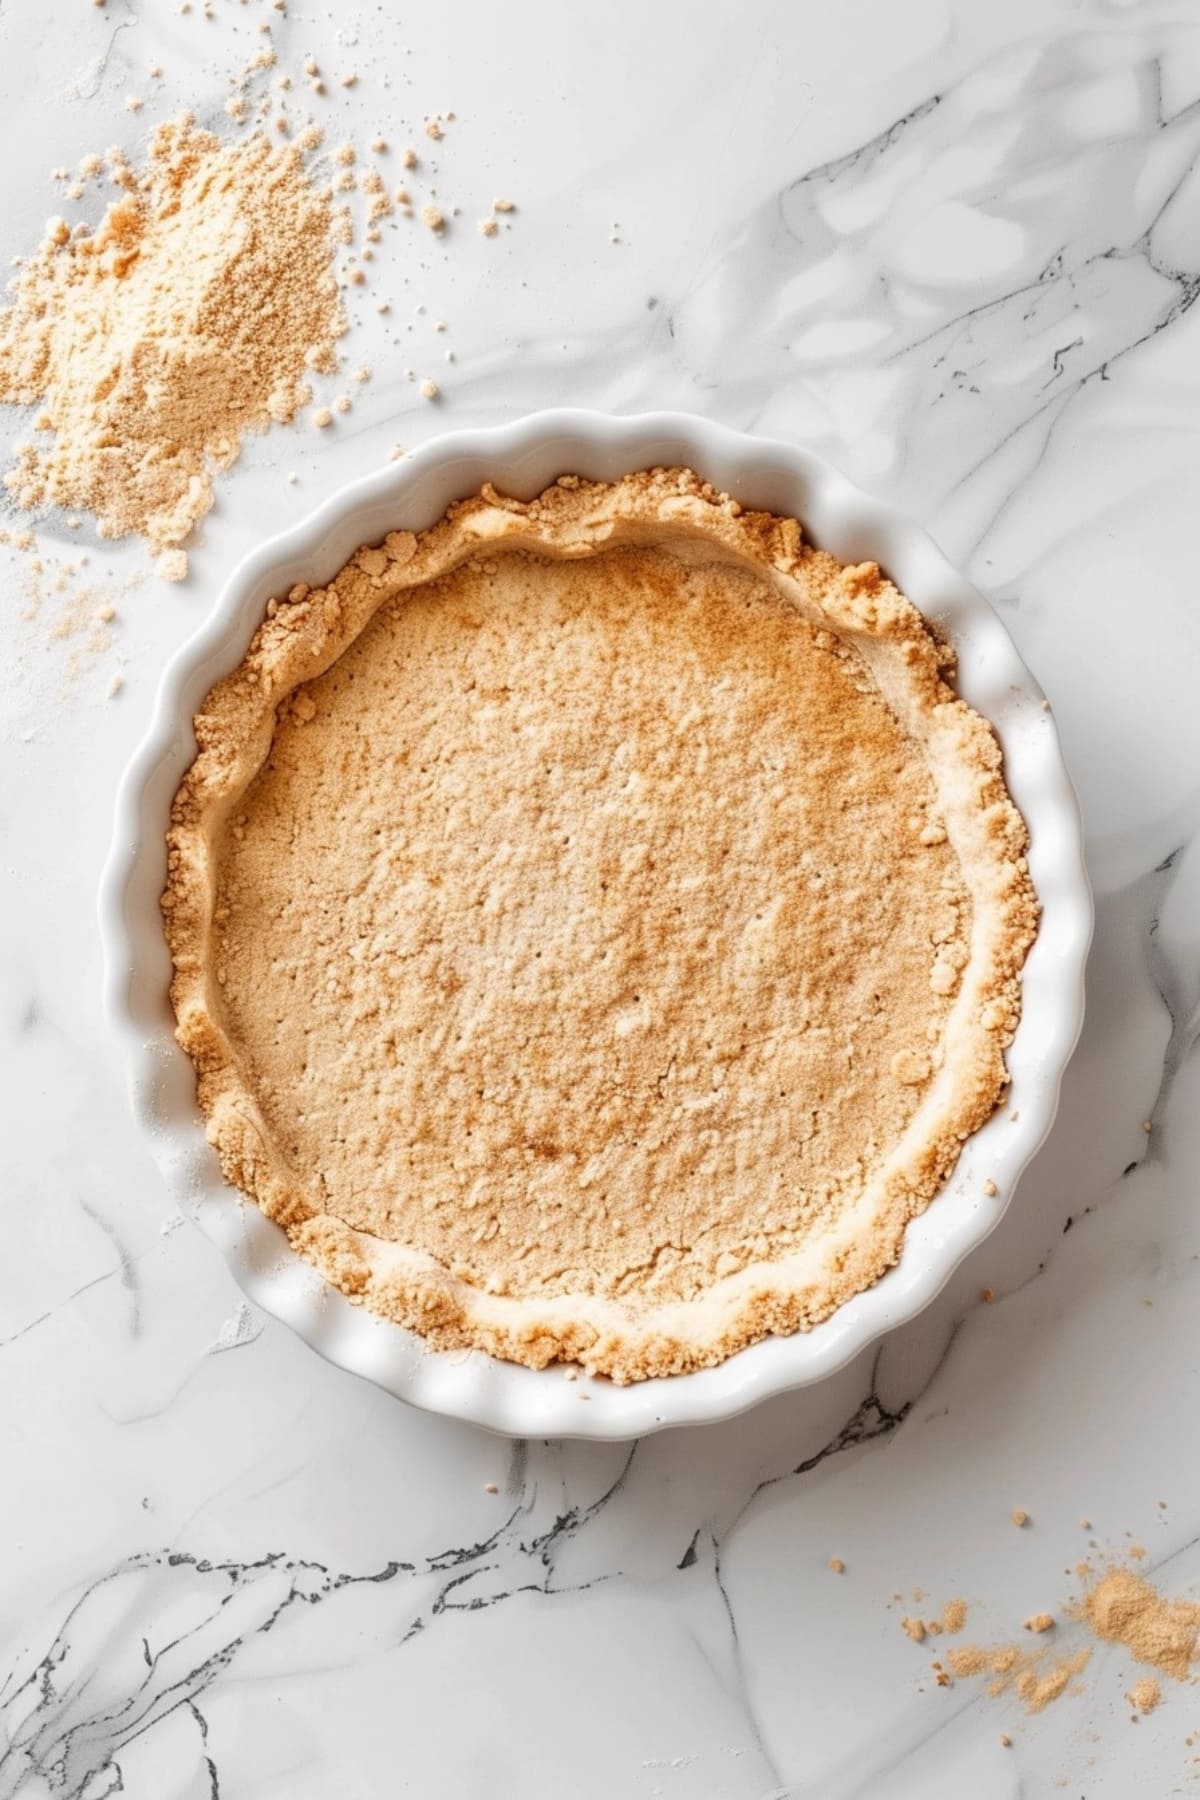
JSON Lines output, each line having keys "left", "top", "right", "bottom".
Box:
{"left": 99, "top": 410, "right": 1092, "bottom": 1439}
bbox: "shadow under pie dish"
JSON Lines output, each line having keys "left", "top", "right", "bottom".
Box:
{"left": 161, "top": 465, "right": 1039, "bottom": 1385}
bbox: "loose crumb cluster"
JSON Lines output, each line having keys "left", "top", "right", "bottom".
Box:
{"left": 1083, "top": 1567, "right": 1200, "bottom": 1681}
{"left": 0, "top": 116, "right": 343, "bottom": 552}
{"left": 901, "top": 1598, "right": 968, "bottom": 1643}
{"left": 1128, "top": 1676, "right": 1162, "bottom": 1714}
{"left": 2, "top": 32, "right": 521, "bottom": 601}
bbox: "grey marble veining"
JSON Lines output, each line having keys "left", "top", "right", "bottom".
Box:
{"left": 2, "top": 1, "right": 1199, "bottom": 1795}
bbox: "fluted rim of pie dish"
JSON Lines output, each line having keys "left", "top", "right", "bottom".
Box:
{"left": 99, "top": 411, "right": 1092, "bottom": 1439}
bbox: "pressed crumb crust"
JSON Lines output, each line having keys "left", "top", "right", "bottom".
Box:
{"left": 163, "top": 468, "right": 1038, "bottom": 1382}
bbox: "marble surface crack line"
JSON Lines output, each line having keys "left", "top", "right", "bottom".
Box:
{"left": 720, "top": 1349, "right": 913, "bottom": 1547}
{"left": 782, "top": 91, "right": 943, "bottom": 205}
{"left": 1138, "top": 840, "right": 1200, "bottom": 1144}
{"left": 187, "top": 1700, "right": 220, "bottom": 1800}
{"left": 710, "top": 1530, "right": 786, "bottom": 1794}
{"left": 0, "top": 1447, "right": 642, "bottom": 1796}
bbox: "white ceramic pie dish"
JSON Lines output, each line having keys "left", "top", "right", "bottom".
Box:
{"left": 100, "top": 410, "right": 1091, "bottom": 1439}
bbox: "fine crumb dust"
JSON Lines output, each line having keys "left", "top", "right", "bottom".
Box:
{"left": 8, "top": 529, "right": 133, "bottom": 692}
{"left": 945, "top": 1641, "right": 1092, "bottom": 1714}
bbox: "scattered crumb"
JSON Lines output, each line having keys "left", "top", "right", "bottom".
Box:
{"left": 419, "top": 378, "right": 439, "bottom": 400}
{"left": 494, "top": 196, "right": 515, "bottom": 213}
{"left": 479, "top": 217, "right": 498, "bottom": 237}
{"left": 999, "top": 1733, "right": 1011, "bottom": 1748}
{"left": 1012, "top": 1510, "right": 1030, "bottom": 1528}
{"left": 311, "top": 406, "right": 333, "bottom": 428}
{"left": 421, "top": 205, "right": 445, "bottom": 232}
{"left": 1128, "top": 1677, "right": 1161, "bottom": 1714}
{"left": 901, "top": 1599, "right": 966, "bottom": 1643}
{"left": 981, "top": 1287, "right": 996, "bottom": 1303}
{"left": 1024, "top": 1613, "right": 1056, "bottom": 1634}
{"left": 124, "top": 96, "right": 143, "bottom": 113}
{"left": 983, "top": 1177, "right": 998, "bottom": 1197}
{"left": 401, "top": 145, "right": 418, "bottom": 169}
{"left": 828, "top": 1558, "right": 845, "bottom": 1575}
{"left": 483, "top": 1482, "right": 499, "bottom": 1495}
{"left": 425, "top": 118, "right": 444, "bottom": 140}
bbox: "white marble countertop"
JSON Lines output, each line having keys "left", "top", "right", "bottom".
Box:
{"left": 3, "top": 1, "right": 1200, "bottom": 1794}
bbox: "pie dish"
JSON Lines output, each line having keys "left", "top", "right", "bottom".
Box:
{"left": 101, "top": 413, "right": 1090, "bottom": 1435}
{"left": 162, "top": 467, "right": 1037, "bottom": 1383}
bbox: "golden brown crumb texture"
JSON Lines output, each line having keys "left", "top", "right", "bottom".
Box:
{"left": 163, "top": 468, "right": 1038, "bottom": 1381}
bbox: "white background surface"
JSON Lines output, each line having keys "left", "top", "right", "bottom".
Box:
{"left": 3, "top": 1, "right": 1200, "bottom": 1795}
